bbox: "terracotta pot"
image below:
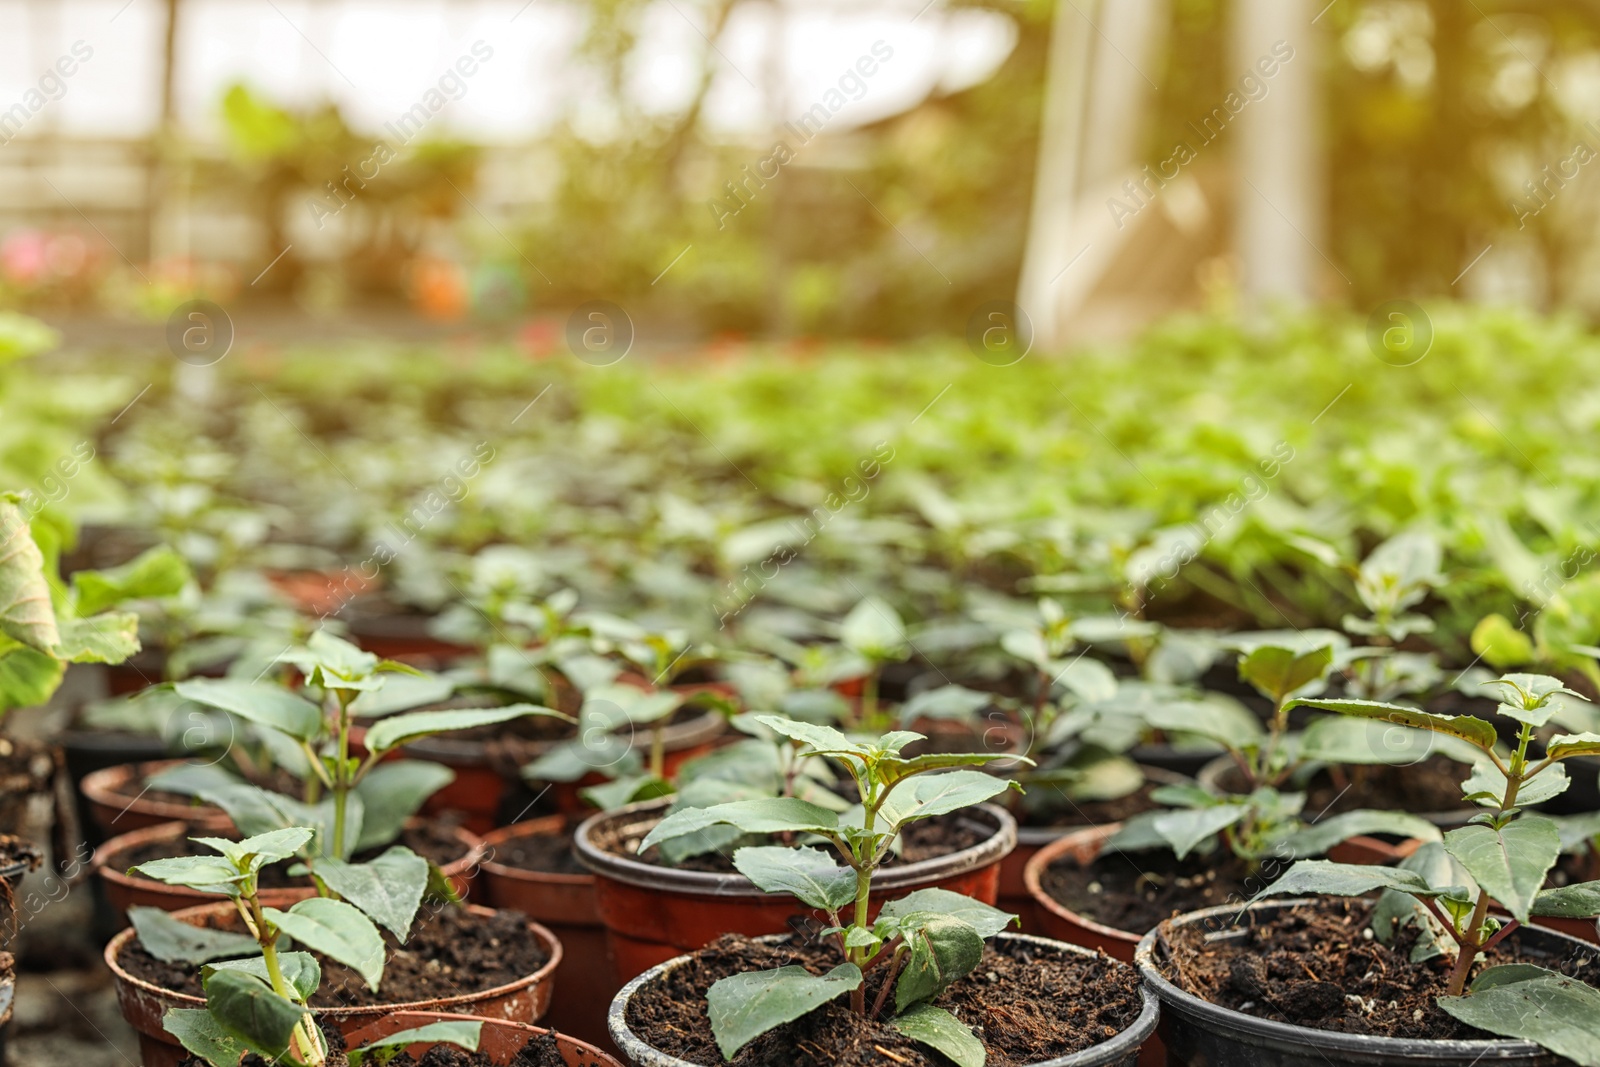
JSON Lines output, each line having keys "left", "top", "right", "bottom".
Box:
{"left": 480, "top": 817, "right": 614, "bottom": 1052}
{"left": 575, "top": 798, "right": 1017, "bottom": 984}
{"left": 410, "top": 709, "right": 726, "bottom": 834}
{"left": 999, "top": 766, "right": 1191, "bottom": 931}
{"left": 346, "top": 1011, "right": 622, "bottom": 1067}
{"left": 94, "top": 819, "right": 484, "bottom": 924}
{"left": 607, "top": 932, "right": 1159, "bottom": 1067}
{"left": 1025, "top": 823, "right": 1420, "bottom": 962}
{"left": 106, "top": 900, "right": 563, "bottom": 1067}
{"left": 1197, "top": 754, "right": 1477, "bottom": 828}
{"left": 79, "top": 760, "right": 232, "bottom": 838}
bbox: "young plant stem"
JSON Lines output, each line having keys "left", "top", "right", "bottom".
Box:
{"left": 650, "top": 719, "right": 666, "bottom": 781}
{"left": 868, "top": 947, "right": 908, "bottom": 1021}
{"left": 859, "top": 667, "right": 881, "bottom": 730}
{"left": 1445, "top": 728, "right": 1529, "bottom": 997}
{"left": 331, "top": 693, "right": 352, "bottom": 859}
{"left": 248, "top": 892, "right": 323, "bottom": 1065}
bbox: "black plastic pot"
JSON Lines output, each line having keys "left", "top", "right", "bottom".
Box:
{"left": 608, "top": 932, "right": 1160, "bottom": 1067}
{"left": 1137, "top": 899, "right": 1600, "bottom": 1066}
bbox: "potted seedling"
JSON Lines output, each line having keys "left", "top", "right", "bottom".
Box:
{"left": 93, "top": 629, "right": 570, "bottom": 916}
{"left": 104, "top": 824, "right": 563, "bottom": 1067}
{"left": 1026, "top": 774, "right": 1442, "bottom": 960}
{"left": 1137, "top": 673, "right": 1600, "bottom": 1066}
{"left": 606, "top": 715, "right": 1158, "bottom": 1066}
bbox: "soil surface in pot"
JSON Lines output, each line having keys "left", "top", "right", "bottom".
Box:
{"left": 207, "top": 1017, "right": 605, "bottom": 1067}
{"left": 115, "top": 821, "right": 471, "bottom": 889}
{"left": 1218, "top": 756, "right": 1467, "bottom": 816}
{"left": 1021, "top": 781, "right": 1163, "bottom": 830}
{"left": 1042, "top": 847, "right": 1260, "bottom": 935}
{"left": 627, "top": 931, "right": 1143, "bottom": 1067}
{"left": 123, "top": 905, "right": 548, "bottom": 1007}
{"left": 616, "top": 812, "right": 991, "bottom": 874}
{"left": 1164, "top": 898, "right": 1600, "bottom": 1040}
{"left": 492, "top": 828, "right": 587, "bottom": 876}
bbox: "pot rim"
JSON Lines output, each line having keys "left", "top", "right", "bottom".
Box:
{"left": 1012, "top": 765, "right": 1190, "bottom": 847}
{"left": 345, "top": 1010, "right": 620, "bottom": 1066}
{"left": 1022, "top": 822, "right": 1143, "bottom": 947}
{"left": 80, "top": 759, "right": 231, "bottom": 824}
{"left": 403, "top": 707, "right": 725, "bottom": 764}
{"left": 574, "top": 797, "right": 1017, "bottom": 898}
{"left": 607, "top": 930, "right": 1158, "bottom": 1067}
{"left": 1134, "top": 896, "right": 1595, "bottom": 1059}
{"left": 104, "top": 899, "right": 563, "bottom": 1022}
{"left": 480, "top": 816, "right": 593, "bottom": 888}
{"left": 94, "top": 818, "right": 485, "bottom": 901}
{"left": 1195, "top": 754, "right": 1478, "bottom": 826}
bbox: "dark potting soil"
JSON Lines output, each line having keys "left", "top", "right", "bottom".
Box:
{"left": 491, "top": 828, "right": 587, "bottom": 877}
{"left": 1041, "top": 847, "right": 1260, "bottom": 936}
{"left": 123, "top": 904, "right": 548, "bottom": 1006}
{"left": 0, "top": 834, "right": 42, "bottom": 876}
{"left": 209, "top": 1017, "right": 606, "bottom": 1067}
{"left": 626, "top": 931, "right": 1142, "bottom": 1067}
{"left": 622, "top": 812, "right": 992, "bottom": 874}
{"left": 1163, "top": 898, "right": 1600, "bottom": 1039}
{"left": 1216, "top": 756, "right": 1468, "bottom": 818}
{"left": 115, "top": 822, "right": 471, "bottom": 890}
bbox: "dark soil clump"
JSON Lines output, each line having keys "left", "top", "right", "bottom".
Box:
{"left": 122, "top": 905, "right": 548, "bottom": 1007}
{"left": 384, "top": 1030, "right": 608, "bottom": 1067}
{"left": 491, "top": 827, "right": 587, "bottom": 877}
{"left": 625, "top": 931, "right": 1143, "bottom": 1067}
{"left": 1041, "top": 847, "right": 1264, "bottom": 936}
{"left": 1162, "top": 898, "right": 1600, "bottom": 1039}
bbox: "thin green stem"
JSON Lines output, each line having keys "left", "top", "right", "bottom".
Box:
{"left": 331, "top": 694, "right": 352, "bottom": 859}
{"left": 859, "top": 667, "right": 881, "bottom": 730}
{"left": 1446, "top": 740, "right": 1526, "bottom": 997}
{"left": 650, "top": 720, "right": 667, "bottom": 781}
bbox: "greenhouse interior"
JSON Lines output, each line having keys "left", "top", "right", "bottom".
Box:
{"left": 6, "top": 1, "right": 1600, "bottom": 1066}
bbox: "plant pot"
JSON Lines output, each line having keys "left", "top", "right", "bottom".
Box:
{"left": 78, "top": 759, "right": 233, "bottom": 838}
{"left": 1024, "top": 823, "right": 1418, "bottom": 962}
{"left": 62, "top": 732, "right": 174, "bottom": 838}
{"left": 93, "top": 818, "right": 484, "bottom": 923}
{"left": 1136, "top": 898, "right": 1600, "bottom": 1067}
{"left": 1197, "top": 754, "right": 1477, "bottom": 828}
{"left": 999, "top": 766, "right": 1192, "bottom": 930}
{"left": 1129, "top": 742, "right": 1222, "bottom": 779}
{"left": 409, "top": 709, "right": 726, "bottom": 834}
{"left": 575, "top": 797, "right": 1017, "bottom": 984}
{"left": 606, "top": 932, "right": 1159, "bottom": 1067}
{"left": 345, "top": 1011, "right": 623, "bottom": 1067}
{"left": 480, "top": 817, "right": 614, "bottom": 1052}
{"left": 106, "top": 900, "right": 563, "bottom": 1067}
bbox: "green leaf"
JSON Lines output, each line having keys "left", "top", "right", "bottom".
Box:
{"left": 1283, "top": 698, "right": 1499, "bottom": 754}
{"left": 363, "top": 703, "right": 569, "bottom": 754}
{"left": 265, "top": 898, "right": 386, "bottom": 992}
{"left": 580, "top": 773, "right": 671, "bottom": 811}
{"left": 1141, "top": 698, "right": 1263, "bottom": 749}
{"left": 313, "top": 847, "right": 429, "bottom": 940}
{"left": 163, "top": 1008, "right": 248, "bottom": 1067}
{"left": 584, "top": 684, "right": 684, "bottom": 726}
{"left": 878, "top": 889, "right": 1016, "bottom": 939}
{"left": 1548, "top": 732, "right": 1600, "bottom": 760}
{"left": 639, "top": 798, "right": 841, "bottom": 853}
{"left": 129, "top": 854, "right": 245, "bottom": 894}
{"left": 203, "top": 969, "right": 310, "bottom": 1060}
{"left": 891, "top": 1003, "right": 986, "bottom": 1067}
{"left": 1279, "top": 811, "right": 1442, "bottom": 859}
{"left": 840, "top": 597, "right": 909, "bottom": 662}
{"left": 348, "top": 1021, "right": 484, "bottom": 1067}
{"left": 902, "top": 686, "right": 991, "bottom": 722}
{"left": 194, "top": 826, "right": 316, "bottom": 873}
{"left": 1253, "top": 860, "right": 1442, "bottom": 903}
{"left": 752, "top": 715, "right": 870, "bottom": 759}
{"left": 1239, "top": 644, "right": 1334, "bottom": 704}
{"left": 1152, "top": 805, "right": 1249, "bottom": 860}
{"left": 0, "top": 502, "right": 59, "bottom": 654}
{"left": 1531, "top": 880, "right": 1600, "bottom": 919}
{"left": 706, "top": 964, "right": 861, "bottom": 1059}
{"left": 1471, "top": 615, "right": 1536, "bottom": 670}
{"left": 173, "top": 679, "right": 324, "bottom": 743}
{"left": 349, "top": 672, "right": 458, "bottom": 718}
{"left": 731, "top": 846, "right": 856, "bottom": 912}
{"left": 1444, "top": 816, "right": 1561, "bottom": 923}
{"left": 1462, "top": 759, "right": 1569, "bottom": 809}
{"left": 895, "top": 915, "right": 984, "bottom": 1012}
{"left": 1299, "top": 714, "right": 1472, "bottom": 767}
{"left": 0, "top": 645, "right": 64, "bottom": 713}
{"left": 1487, "top": 675, "right": 1584, "bottom": 729}
{"left": 71, "top": 545, "right": 191, "bottom": 616}
{"left": 129, "top": 906, "right": 259, "bottom": 964}
{"left": 1050, "top": 656, "right": 1118, "bottom": 703}
{"left": 1439, "top": 969, "right": 1600, "bottom": 1067}
{"left": 53, "top": 613, "right": 140, "bottom": 664}
{"left": 878, "top": 771, "right": 1014, "bottom": 831}
{"left": 353, "top": 761, "right": 455, "bottom": 851}
{"left": 207, "top": 952, "right": 321, "bottom": 1002}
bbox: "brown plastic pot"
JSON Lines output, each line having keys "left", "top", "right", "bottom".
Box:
{"left": 575, "top": 797, "right": 1017, "bottom": 984}
{"left": 1025, "top": 822, "right": 1421, "bottom": 962}
{"left": 409, "top": 708, "right": 726, "bottom": 834}
{"left": 93, "top": 819, "right": 484, "bottom": 924}
{"left": 106, "top": 900, "right": 563, "bottom": 1067}
{"left": 480, "top": 817, "right": 614, "bottom": 1052}
{"left": 346, "top": 1011, "right": 622, "bottom": 1067}
{"left": 79, "top": 760, "right": 233, "bottom": 837}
